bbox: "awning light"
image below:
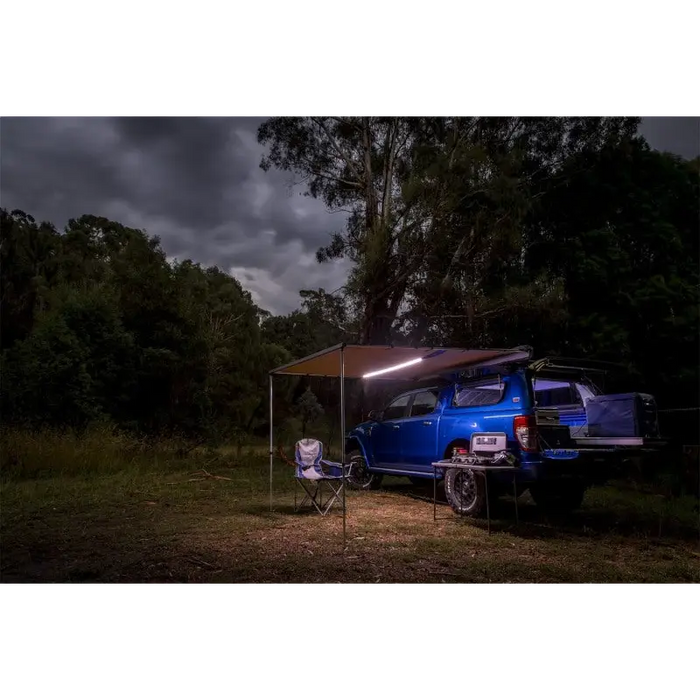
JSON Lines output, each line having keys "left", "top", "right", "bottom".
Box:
{"left": 362, "top": 357, "right": 423, "bottom": 379}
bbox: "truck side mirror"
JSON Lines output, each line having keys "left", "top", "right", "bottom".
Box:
{"left": 368, "top": 409, "right": 382, "bottom": 422}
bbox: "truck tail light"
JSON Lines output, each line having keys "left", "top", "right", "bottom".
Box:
{"left": 514, "top": 415, "right": 538, "bottom": 452}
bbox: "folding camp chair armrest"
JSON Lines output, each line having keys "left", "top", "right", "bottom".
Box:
{"left": 320, "top": 459, "right": 355, "bottom": 478}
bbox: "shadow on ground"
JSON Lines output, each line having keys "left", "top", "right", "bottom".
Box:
{"left": 381, "top": 479, "right": 700, "bottom": 542}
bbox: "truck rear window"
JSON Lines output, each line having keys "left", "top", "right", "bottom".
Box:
{"left": 532, "top": 379, "right": 597, "bottom": 407}
{"left": 454, "top": 380, "right": 503, "bottom": 407}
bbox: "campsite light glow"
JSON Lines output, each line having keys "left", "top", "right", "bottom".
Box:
{"left": 362, "top": 357, "right": 423, "bottom": 379}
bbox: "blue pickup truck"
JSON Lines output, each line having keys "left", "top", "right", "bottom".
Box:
{"left": 345, "top": 357, "right": 664, "bottom": 515}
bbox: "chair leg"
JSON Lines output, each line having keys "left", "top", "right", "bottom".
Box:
{"left": 304, "top": 481, "right": 328, "bottom": 515}
{"left": 296, "top": 479, "right": 320, "bottom": 513}
{"left": 320, "top": 482, "right": 343, "bottom": 515}
{"left": 296, "top": 479, "right": 344, "bottom": 516}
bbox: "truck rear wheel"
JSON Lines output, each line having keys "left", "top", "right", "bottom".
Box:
{"left": 444, "top": 467, "right": 488, "bottom": 516}
{"left": 529, "top": 481, "right": 586, "bottom": 513}
{"left": 346, "top": 449, "right": 383, "bottom": 490}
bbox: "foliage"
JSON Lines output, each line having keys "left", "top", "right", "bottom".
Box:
{"left": 0, "top": 210, "right": 288, "bottom": 440}
{"left": 258, "top": 119, "right": 698, "bottom": 414}
{"left": 528, "top": 139, "right": 700, "bottom": 407}
{"left": 294, "top": 387, "right": 324, "bottom": 437}
{"left": 258, "top": 117, "right": 640, "bottom": 344}
{"left": 1, "top": 119, "right": 697, "bottom": 446}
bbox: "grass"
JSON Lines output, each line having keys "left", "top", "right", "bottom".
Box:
{"left": 1, "top": 430, "right": 699, "bottom": 583}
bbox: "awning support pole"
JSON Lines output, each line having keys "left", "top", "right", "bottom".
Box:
{"left": 269, "top": 373, "right": 273, "bottom": 513}
{"left": 340, "top": 344, "right": 346, "bottom": 551}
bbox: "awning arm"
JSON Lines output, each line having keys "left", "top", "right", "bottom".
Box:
{"left": 270, "top": 343, "right": 345, "bottom": 376}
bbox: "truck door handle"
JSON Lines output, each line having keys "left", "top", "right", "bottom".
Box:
{"left": 423, "top": 421, "right": 432, "bottom": 426}
{"left": 393, "top": 425, "right": 401, "bottom": 430}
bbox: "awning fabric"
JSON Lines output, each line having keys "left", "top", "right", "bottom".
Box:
{"left": 269, "top": 344, "right": 532, "bottom": 381}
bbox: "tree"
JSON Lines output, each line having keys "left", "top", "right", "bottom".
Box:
{"left": 530, "top": 138, "right": 700, "bottom": 407}
{"left": 3, "top": 122, "right": 695, "bottom": 446}
{"left": 258, "top": 117, "right": 639, "bottom": 344}
{"left": 294, "top": 387, "right": 324, "bottom": 437}
{"left": 0, "top": 209, "right": 278, "bottom": 437}
{"left": 0, "top": 210, "right": 61, "bottom": 350}
{"left": 261, "top": 287, "right": 352, "bottom": 361}
{"left": 1, "top": 285, "right": 136, "bottom": 427}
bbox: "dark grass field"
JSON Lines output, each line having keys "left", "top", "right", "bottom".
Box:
{"left": 1, "top": 430, "right": 699, "bottom": 583}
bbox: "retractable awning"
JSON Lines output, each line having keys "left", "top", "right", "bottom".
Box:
{"left": 268, "top": 342, "right": 532, "bottom": 549}
{"left": 270, "top": 344, "right": 533, "bottom": 380}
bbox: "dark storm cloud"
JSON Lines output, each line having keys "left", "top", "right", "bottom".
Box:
{"left": 110, "top": 117, "right": 242, "bottom": 229}
{"left": 2, "top": 118, "right": 124, "bottom": 224}
{"left": 117, "top": 118, "right": 349, "bottom": 254}
{"left": 1, "top": 117, "right": 697, "bottom": 314}
{"left": 639, "top": 117, "right": 699, "bottom": 159}
{"left": 0, "top": 117, "right": 350, "bottom": 314}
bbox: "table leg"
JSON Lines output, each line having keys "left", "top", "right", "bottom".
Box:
{"left": 433, "top": 465, "right": 437, "bottom": 521}
{"left": 484, "top": 472, "right": 491, "bottom": 535}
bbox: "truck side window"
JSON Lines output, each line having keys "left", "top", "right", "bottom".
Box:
{"left": 410, "top": 391, "right": 438, "bottom": 417}
{"left": 383, "top": 395, "right": 411, "bottom": 420}
{"left": 453, "top": 379, "right": 503, "bottom": 407}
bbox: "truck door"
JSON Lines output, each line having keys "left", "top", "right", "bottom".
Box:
{"left": 400, "top": 390, "right": 440, "bottom": 471}
{"left": 371, "top": 394, "right": 411, "bottom": 466}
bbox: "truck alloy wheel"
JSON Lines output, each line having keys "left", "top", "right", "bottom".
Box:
{"left": 444, "top": 467, "right": 487, "bottom": 516}
{"left": 346, "top": 450, "right": 383, "bottom": 490}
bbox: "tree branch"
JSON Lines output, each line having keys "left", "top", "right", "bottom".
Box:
{"left": 311, "top": 118, "right": 364, "bottom": 182}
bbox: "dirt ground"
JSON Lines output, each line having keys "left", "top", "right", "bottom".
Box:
{"left": 2, "top": 467, "right": 699, "bottom": 583}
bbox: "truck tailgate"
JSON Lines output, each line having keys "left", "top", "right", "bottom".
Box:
{"left": 573, "top": 436, "right": 667, "bottom": 449}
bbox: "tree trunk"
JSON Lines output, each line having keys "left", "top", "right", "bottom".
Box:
{"left": 361, "top": 305, "right": 394, "bottom": 345}
{"left": 360, "top": 274, "right": 411, "bottom": 345}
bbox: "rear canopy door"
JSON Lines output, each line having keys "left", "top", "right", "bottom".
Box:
{"left": 529, "top": 357, "right": 625, "bottom": 376}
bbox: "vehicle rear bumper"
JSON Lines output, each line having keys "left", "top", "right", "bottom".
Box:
{"left": 519, "top": 455, "right": 612, "bottom": 484}
{"left": 498, "top": 450, "right": 629, "bottom": 484}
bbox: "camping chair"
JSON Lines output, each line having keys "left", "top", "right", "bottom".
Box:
{"left": 293, "top": 438, "right": 353, "bottom": 515}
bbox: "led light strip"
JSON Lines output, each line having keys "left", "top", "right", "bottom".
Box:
{"left": 362, "top": 357, "right": 423, "bottom": 379}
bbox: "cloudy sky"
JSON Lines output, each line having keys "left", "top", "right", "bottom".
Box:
{"left": 1, "top": 117, "right": 698, "bottom": 315}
